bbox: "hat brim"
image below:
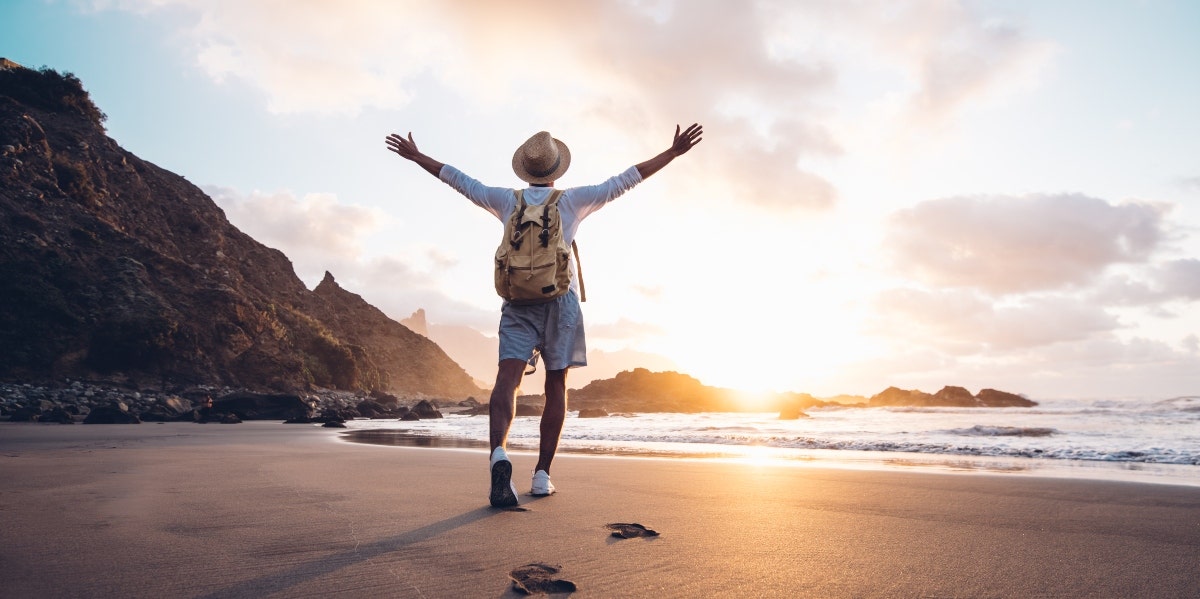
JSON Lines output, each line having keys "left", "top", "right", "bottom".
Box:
{"left": 512, "top": 138, "right": 571, "bottom": 184}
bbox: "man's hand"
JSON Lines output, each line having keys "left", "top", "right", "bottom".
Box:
{"left": 670, "top": 123, "right": 704, "bottom": 157}
{"left": 636, "top": 123, "right": 704, "bottom": 179}
{"left": 385, "top": 132, "right": 444, "bottom": 177}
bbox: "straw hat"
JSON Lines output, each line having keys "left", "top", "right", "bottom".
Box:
{"left": 512, "top": 131, "right": 571, "bottom": 184}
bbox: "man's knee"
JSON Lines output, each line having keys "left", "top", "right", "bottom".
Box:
{"left": 494, "top": 359, "right": 527, "bottom": 387}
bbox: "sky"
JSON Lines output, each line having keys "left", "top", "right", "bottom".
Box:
{"left": 3, "top": 0, "right": 1199, "bottom": 400}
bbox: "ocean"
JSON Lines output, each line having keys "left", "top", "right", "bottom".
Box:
{"left": 342, "top": 396, "right": 1200, "bottom": 487}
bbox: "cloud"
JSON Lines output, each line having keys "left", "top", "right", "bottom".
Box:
{"left": 885, "top": 193, "right": 1170, "bottom": 294}
{"left": 98, "top": 0, "right": 1048, "bottom": 212}
{"left": 1093, "top": 259, "right": 1200, "bottom": 307}
{"left": 872, "top": 287, "right": 1119, "bottom": 352}
{"left": 205, "top": 185, "right": 387, "bottom": 262}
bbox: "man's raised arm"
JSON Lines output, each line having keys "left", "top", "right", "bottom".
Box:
{"left": 634, "top": 123, "right": 703, "bottom": 180}
{"left": 385, "top": 132, "right": 445, "bottom": 178}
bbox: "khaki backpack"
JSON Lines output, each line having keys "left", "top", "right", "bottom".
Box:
{"left": 494, "top": 189, "right": 586, "bottom": 305}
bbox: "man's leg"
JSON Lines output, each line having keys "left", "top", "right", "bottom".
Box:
{"left": 488, "top": 358, "right": 527, "bottom": 508}
{"left": 535, "top": 368, "right": 568, "bottom": 474}
{"left": 490, "top": 359, "right": 528, "bottom": 451}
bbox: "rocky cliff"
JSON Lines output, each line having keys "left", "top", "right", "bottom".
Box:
{"left": 0, "top": 64, "right": 480, "bottom": 398}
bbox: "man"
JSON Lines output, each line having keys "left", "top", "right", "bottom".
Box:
{"left": 385, "top": 123, "right": 703, "bottom": 507}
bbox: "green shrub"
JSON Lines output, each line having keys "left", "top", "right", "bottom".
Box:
{"left": 0, "top": 65, "right": 107, "bottom": 126}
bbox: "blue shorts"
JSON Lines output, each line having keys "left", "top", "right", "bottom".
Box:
{"left": 498, "top": 289, "right": 586, "bottom": 371}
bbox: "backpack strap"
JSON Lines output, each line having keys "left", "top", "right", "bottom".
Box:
{"left": 572, "top": 240, "right": 586, "bottom": 303}
{"left": 543, "top": 190, "right": 586, "bottom": 302}
{"left": 540, "top": 190, "right": 585, "bottom": 304}
{"left": 540, "top": 189, "right": 565, "bottom": 247}
{"left": 510, "top": 190, "right": 527, "bottom": 250}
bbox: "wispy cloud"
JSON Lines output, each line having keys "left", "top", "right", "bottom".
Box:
{"left": 885, "top": 193, "right": 1170, "bottom": 294}
{"left": 871, "top": 287, "right": 1119, "bottom": 352}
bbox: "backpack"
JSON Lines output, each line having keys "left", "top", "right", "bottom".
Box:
{"left": 494, "top": 189, "right": 587, "bottom": 305}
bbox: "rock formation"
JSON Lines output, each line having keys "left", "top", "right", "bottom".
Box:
{"left": 0, "top": 65, "right": 480, "bottom": 398}
{"left": 400, "top": 308, "right": 428, "bottom": 336}
{"left": 869, "top": 386, "right": 1036, "bottom": 408}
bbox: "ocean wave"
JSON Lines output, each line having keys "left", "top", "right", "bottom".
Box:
{"left": 558, "top": 431, "right": 1200, "bottom": 465}
{"left": 1153, "top": 396, "right": 1200, "bottom": 413}
{"left": 947, "top": 425, "right": 1058, "bottom": 437}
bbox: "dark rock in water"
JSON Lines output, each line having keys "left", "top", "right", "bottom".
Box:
{"left": 214, "top": 391, "right": 309, "bottom": 421}
{"left": 577, "top": 408, "right": 608, "bottom": 418}
{"left": 368, "top": 389, "right": 400, "bottom": 406}
{"left": 410, "top": 399, "right": 442, "bottom": 419}
{"left": 869, "top": 386, "right": 934, "bottom": 407}
{"left": 976, "top": 388, "right": 1036, "bottom": 407}
{"left": 355, "top": 399, "right": 390, "bottom": 418}
{"left": 322, "top": 420, "right": 347, "bottom": 428}
{"left": 514, "top": 403, "right": 542, "bottom": 417}
{"left": 509, "top": 563, "right": 577, "bottom": 595}
{"left": 84, "top": 406, "right": 141, "bottom": 424}
{"left": 606, "top": 522, "right": 660, "bottom": 538}
{"left": 320, "top": 407, "right": 358, "bottom": 422}
{"left": 932, "top": 386, "right": 977, "bottom": 407}
{"left": 459, "top": 396, "right": 481, "bottom": 408}
{"left": 868, "top": 385, "right": 1036, "bottom": 408}
{"left": 218, "top": 413, "right": 241, "bottom": 424}
{"left": 460, "top": 404, "right": 489, "bottom": 416}
{"left": 778, "top": 405, "right": 809, "bottom": 420}
{"left": 400, "top": 411, "right": 420, "bottom": 421}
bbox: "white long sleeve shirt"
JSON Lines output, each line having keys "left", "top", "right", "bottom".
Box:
{"left": 439, "top": 164, "right": 644, "bottom": 294}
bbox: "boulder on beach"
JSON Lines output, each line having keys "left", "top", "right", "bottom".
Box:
{"left": 410, "top": 399, "right": 443, "bottom": 419}
{"left": 83, "top": 405, "right": 141, "bottom": 424}
{"left": 39, "top": 407, "right": 75, "bottom": 424}
{"left": 214, "top": 392, "right": 310, "bottom": 421}
{"left": 577, "top": 408, "right": 608, "bottom": 418}
{"left": 139, "top": 397, "right": 192, "bottom": 422}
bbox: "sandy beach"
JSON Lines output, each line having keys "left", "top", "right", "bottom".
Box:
{"left": 1, "top": 422, "right": 1198, "bottom": 598}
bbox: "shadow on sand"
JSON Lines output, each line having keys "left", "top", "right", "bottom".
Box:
{"left": 195, "top": 505, "right": 507, "bottom": 598}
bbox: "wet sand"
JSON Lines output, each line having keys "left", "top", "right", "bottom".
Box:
{"left": 1, "top": 422, "right": 1198, "bottom": 598}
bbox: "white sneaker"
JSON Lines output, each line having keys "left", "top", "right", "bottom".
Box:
{"left": 489, "top": 447, "right": 519, "bottom": 508}
{"left": 531, "top": 469, "right": 556, "bottom": 496}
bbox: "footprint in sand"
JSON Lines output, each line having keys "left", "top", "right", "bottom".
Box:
{"left": 509, "top": 563, "right": 577, "bottom": 594}
{"left": 605, "top": 522, "right": 660, "bottom": 539}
